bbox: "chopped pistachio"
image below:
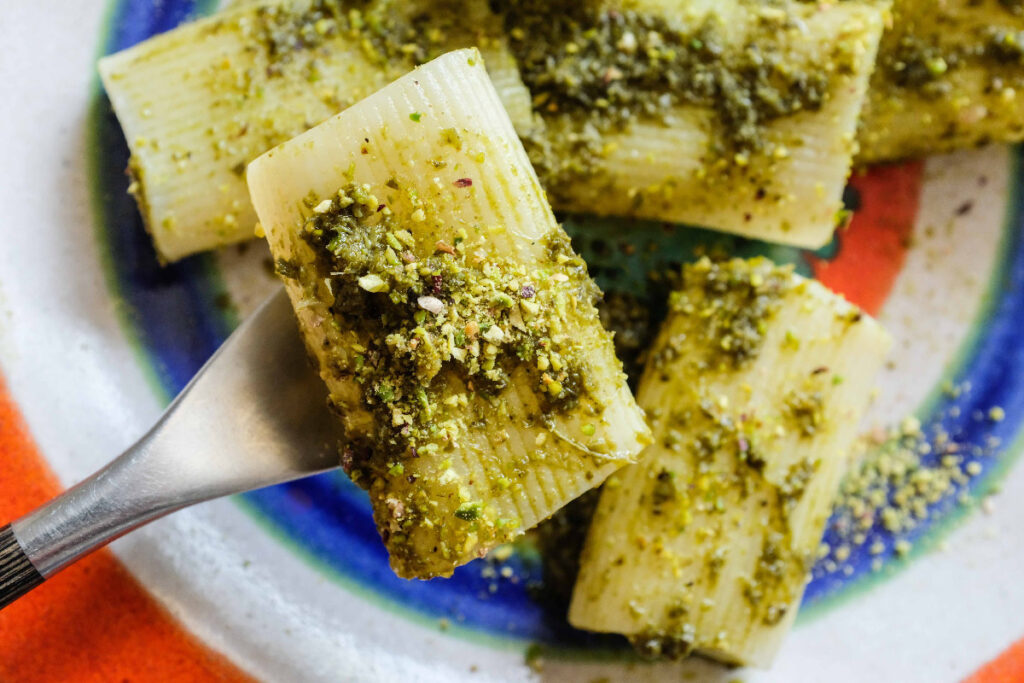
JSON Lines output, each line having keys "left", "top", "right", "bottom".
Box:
{"left": 358, "top": 273, "right": 389, "bottom": 292}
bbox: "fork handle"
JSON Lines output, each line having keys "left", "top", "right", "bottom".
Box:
{"left": 0, "top": 290, "right": 342, "bottom": 612}
{"left": 0, "top": 524, "right": 44, "bottom": 609}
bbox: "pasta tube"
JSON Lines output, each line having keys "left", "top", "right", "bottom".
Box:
{"left": 247, "top": 49, "right": 651, "bottom": 579}
{"left": 569, "top": 257, "right": 891, "bottom": 667}
{"left": 859, "top": 0, "right": 1024, "bottom": 163}
{"left": 99, "top": 0, "right": 531, "bottom": 262}
{"left": 499, "top": 0, "right": 886, "bottom": 248}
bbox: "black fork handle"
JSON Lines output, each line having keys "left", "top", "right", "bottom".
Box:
{"left": 0, "top": 524, "right": 44, "bottom": 609}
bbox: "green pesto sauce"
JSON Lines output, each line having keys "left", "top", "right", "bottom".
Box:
{"left": 629, "top": 628, "right": 697, "bottom": 660}
{"left": 524, "top": 290, "right": 658, "bottom": 600}
{"left": 209, "top": 0, "right": 482, "bottom": 126}
{"left": 650, "top": 467, "right": 677, "bottom": 513}
{"left": 646, "top": 398, "right": 814, "bottom": 634}
{"left": 278, "top": 180, "right": 613, "bottom": 576}
{"left": 288, "top": 182, "right": 599, "bottom": 473}
{"left": 498, "top": 1, "right": 850, "bottom": 193}
{"left": 529, "top": 260, "right": 834, "bottom": 636}
{"left": 169, "top": 0, "right": 489, "bottom": 213}
{"left": 783, "top": 383, "right": 827, "bottom": 438}
{"left": 1001, "top": 0, "right": 1024, "bottom": 16}
{"left": 248, "top": 0, "right": 467, "bottom": 76}
{"left": 737, "top": 458, "right": 819, "bottom": 626}
{"left": 877, "top": 12, "right": 1024, "bottom": 99}
{"left": 658, "top": 257, "right": 792, "bottom": 372}
{"left": 740, "top": 532, "right": 801, "bottom": 627}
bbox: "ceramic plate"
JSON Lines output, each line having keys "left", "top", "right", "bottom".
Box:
{"left": 2, "top": 1, "right": 1024, "bottom": 681}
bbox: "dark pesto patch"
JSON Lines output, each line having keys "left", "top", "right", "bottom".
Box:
{"left": 784, "top": 386, "right": 827, "bottom": 438}
{"left": 651, "top": 468, "right": 677, "bottom": 513}
{"left": 297, "top": 183, "right": 600, "bottom": 472}
{"left": 629, "top": 630, "right": 696, "bottom": 661}
{"left": 250, "top": 0, "right": 477, "bottom": 76}
{"left": 740, "top": 533, "right": 799, "bottom": 626}
{"left": 876, "top": 10, "right": 1024, "bottom": 99}
{"left": 496, "top": 0, "right": 850, "bottom": 192}
{"left": 1001, "top": 0, "right": 1024, "bottom": 16}
{"left": 658, "top": 257, "right": 791, "bottom": 371}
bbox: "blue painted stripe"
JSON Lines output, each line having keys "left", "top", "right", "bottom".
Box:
{"left": 95, "top": 0, "right": 233, "bottom": 399}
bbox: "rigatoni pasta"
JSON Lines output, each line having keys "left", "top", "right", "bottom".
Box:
{"left": 569, "top": 257, "right": 891, "bottom": 667}
{"left": 247, "top": 49, "right": 651, "bottom": 579}
{"left": 99, "top": 0, "right": 530, "bottom": 262}
{"left": 499, "top": 0, "right": 886, "bottom": 248}
{"left": 859, "top": 0, "right": 1024, "bottom": 164}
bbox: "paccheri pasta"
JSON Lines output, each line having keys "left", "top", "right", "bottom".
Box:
{"left": 499, "top": 0, "right": 886, "bottom": 248}
{"left": 859, "top": 0, "right": 1024, "bottom": 163}
{"left": 569, "top": 258, "right": 890, "bottom": 667}
{"left": 94, "top": 0, "right": 1009, "bottom": 667}
{"left": 102, "top": 0, "right": 1024, "bottom": 261}
{"left": 246, "top": 49, "right": 651, "bottom": 579}
{"left": 99, "top": 0, "right": 530, "bottom": 261}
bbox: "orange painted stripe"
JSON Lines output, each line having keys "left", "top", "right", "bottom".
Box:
{"left": 810, "top": 161, "right": 925, "bottom": 317}
{"left": 0, "top": 378, "right": 252, "bottom": 683}
{"left": 965, "top": 636, "right": 1024, "bottom": 683}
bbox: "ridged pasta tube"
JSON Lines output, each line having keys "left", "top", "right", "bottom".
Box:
{"left": 99, "top": 0, "right": 531, "bottom": 262}
{"left": 859, "top": 0, "right": 1024, "bottom": 163}
{"left": 569, "top": 257, "right": 891, "bottom": 667}
{"left": 247, "top": 49, "right": 651, "bottom": 579}
{"left": 500, "top": 0, "right": 887, "bottom": 248}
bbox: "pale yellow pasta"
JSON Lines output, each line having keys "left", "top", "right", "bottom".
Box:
{"left": 503, "top": 0, "right": 886, "bottom": 248}
{"left": 859, "top": 0, "right": 1024, "bottom": 164}
{"left": 99, "top": 0, "right": 531, "bottom": 261}
{"left": 570, "top": 257, "right": 891, "bottom": 667}
{"left": 247, "top": 50, "right": 651, "bottom": 579}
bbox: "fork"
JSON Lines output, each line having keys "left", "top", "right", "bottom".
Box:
{"left": 0, "top": 289, "right": 344, "bottom": 609}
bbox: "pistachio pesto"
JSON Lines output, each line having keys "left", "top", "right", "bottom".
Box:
{"left": 856, "top": 0, "right": 1024, "bottom": 162}
{"left": 640, "top": 386, "right": 817, "bottom": 638}
{"left": 657, "top": 257, "right": 792, "bottom": 371}
{"left": 249, "top": 0, "right": 476, "bottom": 77}
{"left": 630, "top": 629, "right": 698, "bottom": 661}
{"left": 783, "top": 383, "right": 828, "bottom": 438}
{"left": 653, "top": 261, "right": 830, "bottom": 635}
{"left": 569, "top": 257, "right": 880, "bottom": 662}
{"left": 294, "top": 182, "right": 599, "bottom": 455}
{"left": 878, "top": 24, "right": 1024, "bottom": 99}
{"left": 280, "top": 181, "right": 617, "bottom": 575}
{"left": 203, "top": 0, "right": 495, "bottom": 166}
{"left": 637, "top": 266, "right": 815, "bottom": 651}
{"left": 497, "top": 0, "right": 853, "bottom": 195}
{"left": 523, "top": 290, "right": 659, "bottom": 608}
{"left": 1001, "top": 0, "right": 1024, "bottom": 16}
{"left": 101, "top": 0, "right": 517, "bottom": 261}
